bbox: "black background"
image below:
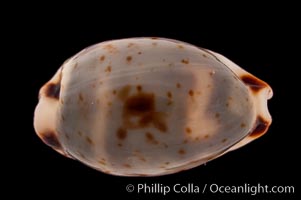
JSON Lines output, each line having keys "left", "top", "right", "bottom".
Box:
{"left": 7, "top": 4, "right": 299, "bottom": 200}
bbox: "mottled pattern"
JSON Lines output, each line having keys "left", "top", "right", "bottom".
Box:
{"left": 34, "top": 38, "right": 273, "bottom": 176}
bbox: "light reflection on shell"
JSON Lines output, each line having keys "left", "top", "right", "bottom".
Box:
{"left": 34, "top": 38, "right": 273, "bottom": 176}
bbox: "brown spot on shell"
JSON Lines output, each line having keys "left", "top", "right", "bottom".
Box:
{"left": 45, "top": 83, "right": 60, "bottom": 99}
{"left": 215, "top": 113, "right": 220, "bottom": 118}
{"left": 139, "top": 157, "right": 146, "bottom": 162}
{"left": 202, "top": 54, "right": 207, "bottom": 58}
{"left": 188, "top": 90, "right": 194, "bottom": 96}
{"left": 249, "top": 116, "right": 269, "bottom": 138}
{"left": 77, "top": 131, "right": 82, "bottom": 137}
{"left": 185, "top": 127, "right": 192, "bottom": 134}
{"left": 123, "top": 164, "right": 131, "bottom": 168}
{"left": 181, "top": 59, "right": 189, "bottom": 64}
{"left": 98, "top": 160, "right": 106, "bottom": 165}
{"left": 204, "top": 134, "right": 209, "bottom": 139}
{"left": 222, "top": 138, "right": 227, "bottom": 143}
{"left": 177, "top": 44, "right": 184, "bottom": 49}
{"left": 241, "top": 75, "right": 268, "bottom": 93}
{"left": 138, "top": 51, "right": 142, "bottom": 55}
{"left": 100, "top": 55, "right": 105, "bottom": 62}
{"left": 167, "top": 91, "right": 172, "bottom": 99}
{"left": 117, "top": 127, "right": 127, "bottom": 140}
{"left": 240, "top": 123, "right": 246, "bottom": 128}
{"left": 40, "top": 131, "right": 61, "bottom": 149}
{"left": 127, "top": 43, "right": 135, "bottom": 48}
{"left": 145, "top": 132, "right": 159, "bottom": 145}
{"left": 78, "top": 93, "right": 84, "bottom": 102}
{"left": 136, "top": 85, "right": 142, "bottom": 92}
{"left": 112, "top": 90, "right": 117, "bottom": 95}
{"left": 178, "top": 149, "right": 186, "bottom": 155}
{"left": 85, "top": 136, "right": 93, "bottom": 145}
{"left": 105, "top": 65, "right": 111, "bottom": 73}
{"left": 176, "top": 83, "right": 181, "bottom": 88}
{"left": 126, "top": 56, "right": 132, "bottom": 62}
{"left": 103, "top": 44, "right": 118, "bottom": 53}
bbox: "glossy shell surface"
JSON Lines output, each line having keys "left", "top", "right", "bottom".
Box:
{"left": 34, "top": 38, "right": 273, "bottom": 176}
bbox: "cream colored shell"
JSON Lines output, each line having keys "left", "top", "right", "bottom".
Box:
{"left": 34, "top": 38, "right": 273, "bottom": 176}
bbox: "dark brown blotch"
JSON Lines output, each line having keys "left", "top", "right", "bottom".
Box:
{"left": 125, "top": 93, "right": 154, "bottom": 115}
{"left": 122, "top": 91, "right": 168, "bottom": 132}
{"left": 249, "top": 116, "right": 270, "bottom": 138}
{"left": 241, "top": 75, "right": 268, "bottom": 93}
{"left": 40, "top": 131, "right": 61, "bottom": 149}
{"left": 45, "top": 83, "right": 60, "bottom": 99}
